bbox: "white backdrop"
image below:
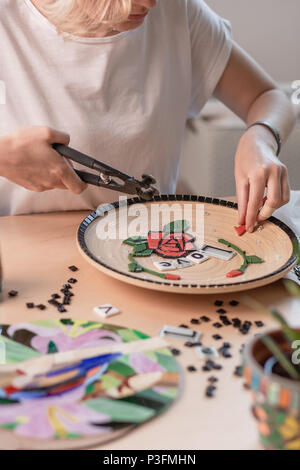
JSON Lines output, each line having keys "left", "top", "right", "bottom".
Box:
{"left": 178, "top": 0, "right": 300, "bottom": 196}
{"left": 206, "top": 0, "right": 300, "bottom": 82}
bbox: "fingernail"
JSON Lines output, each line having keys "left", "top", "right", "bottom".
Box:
{"left": 248, "top": 226, "right": 254, "bottom": 233}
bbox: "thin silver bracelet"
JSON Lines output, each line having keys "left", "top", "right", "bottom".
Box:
{"left": 247, "top": 121, "right": 282, "bottom": 156}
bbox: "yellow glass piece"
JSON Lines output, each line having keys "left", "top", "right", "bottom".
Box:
{"left": 48, "top": 406, "right": 78, "bottom": 438}
{"left": 16, "top": 416, "right": 28, "bottom": 423}
{"left": 286, "top": 438, "right": 300, "bottom": 450}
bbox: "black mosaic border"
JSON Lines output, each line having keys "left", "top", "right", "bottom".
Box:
{"left": 77, "top": 195, "right": 297, "bottom": 290}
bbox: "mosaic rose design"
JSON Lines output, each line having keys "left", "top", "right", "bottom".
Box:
{"left": 147, "top": 231, "right": 196, "bottom": 258}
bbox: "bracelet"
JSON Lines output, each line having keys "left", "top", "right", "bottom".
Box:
{"left": 247, "top": 121, "right": 282, "bottom": 157}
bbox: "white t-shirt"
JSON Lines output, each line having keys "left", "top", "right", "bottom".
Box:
{"left": 0, "top": 0, "right": 232, "bottom": 216}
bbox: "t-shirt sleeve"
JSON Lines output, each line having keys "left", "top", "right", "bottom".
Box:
{"left": 187, "top": 0, "right": 233, "bottom": 118}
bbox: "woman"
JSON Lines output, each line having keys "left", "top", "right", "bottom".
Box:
{"left": 0, "top": 0, "right": 296, "bottom": 232}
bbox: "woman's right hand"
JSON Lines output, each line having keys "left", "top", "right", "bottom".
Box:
{"left": 0, "top": 126, "right": 87, "bottom": 193}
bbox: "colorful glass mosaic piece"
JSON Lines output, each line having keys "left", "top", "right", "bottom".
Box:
{"left": 234, "top": 225, "right": 246, "bottom": 237}
{"left": 0, "top": 319, "right": 181, "bottom": 449}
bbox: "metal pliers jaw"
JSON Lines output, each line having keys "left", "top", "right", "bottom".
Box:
{"left": 53, "top": 144, "right": 159, "bottom": 201}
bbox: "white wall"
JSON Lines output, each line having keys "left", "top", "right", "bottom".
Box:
{"left": 206, "top": 0, "right": 300, "bottom": 82}
{"left": 178, "top": 1, "right": 300, "bottom": 195}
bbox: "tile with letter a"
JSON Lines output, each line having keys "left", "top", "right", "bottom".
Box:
{"left": 175, "top": 258, "right": 193, "bottom": 269}
{"left": 94, "top": 304, "right": 120, "bottom": 318}
{"left": 186, "top": 251, "right": 210, "bottom": 264}
{"left": 154, "top": 260, "right": 177, "bottom": 271}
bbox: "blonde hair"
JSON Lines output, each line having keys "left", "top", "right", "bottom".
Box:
{"left": 39, "top": 0, "right": 133, "bottom": 36}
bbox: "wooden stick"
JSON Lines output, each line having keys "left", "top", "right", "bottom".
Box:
{"left": 0, "top": 336, "right": 169, "bottom": 377}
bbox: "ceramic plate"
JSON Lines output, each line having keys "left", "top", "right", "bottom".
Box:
{"left": 77, "top": 195, "right": 297, "bottom": 294}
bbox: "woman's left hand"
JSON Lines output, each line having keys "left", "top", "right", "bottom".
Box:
{"left": 234, "top": 125, "right": 290, "bottom": 232}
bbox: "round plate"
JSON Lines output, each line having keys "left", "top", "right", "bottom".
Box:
{"left": 0, "top": 319, "right": 181, "bottom": 450}
{"left": 77, "top": 195, "right": 297, "bottom": 294}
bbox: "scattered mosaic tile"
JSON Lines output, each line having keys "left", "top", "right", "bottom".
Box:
{"left": 94, "top": 304, "right": 120, "bottom": 319}
{"left": 199, "top": 244, "right": 236, "bottom": 261}
{"left": 212, "top": 322, "right": 223, "bottom": 329}
{"left": 212, "top": 334, "right": 222, "bottom": 340}
{"left": 160, "top": 325, "right": 201, "bottom": 342}
{"left": 200, "top": 316, "right": 211, "bottom": 323}
{"left": 175, "top": 258, "right": 194, "bottom": 269}
{"left": 8, "top": 290, "right": 18, "bottom": 297}
{"left": 153, "top": 260, "right": 177, "bottom": 271}
{"left": 68, "top": 265, "right": 78, "bottom": 272}
{"left": 186, "top": 251, "right": 210, "bottom": 264}
{"left": 196, "top": 345, "right": 219, "bottom": 359}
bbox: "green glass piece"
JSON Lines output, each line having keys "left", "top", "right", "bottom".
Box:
{"left": 155, "top": 352, "right": 180, "bottom": 373}
{"left": 60, "top": 319, "right": 74, "bottom": 325}
{"left": 134, "top": 388, "right": 174, "bottom": 405}
{"left": 163, "top": 220, "right": 189, "bottom": 233}
{"left": 108, "top": 360, "right": 136, "bottom": 376}
{"left": 123, "top": 237, "right": 147, "bottom": 246}
{"left": 0, "top": 398, "right": 18, "bottom": 405}
{"left": 0, "top": 336, "right": 41, "bottom": 364}
{"left": 131, "top": 329, "right": 149, "bottom": 340}
{"left": 47, "top": 340, "right": 59, "bottom": 354}
{"left": 66, "top": 433, "right": 82, "bottom": 439}
{"left": 134, "top": 249, "right": 153, "bottom": 257}
{"left": 246, "top": 255, "right": 264, "bottom": 264}
{"left": 128, "top": 254, "right": 166, "bottom": 279}
{"left": 133, "top": 243, "right": 148, "bottom": 253}
{"left": 218, "top": 238, "right": 247, "bottom": 259}
{"left": 85, "top": 383, "right": 95, "bottom": 395}
{"left": 117, "top": 328, "right": 142, "bottom": 343}
{"left": 100, "top": 373, "right": 121, "bottom": 390}
{"left": 275, "top": 412, "right": 286, "bottom": 425}
{"left": 128, "top": 262, "right": 144, "bottom": 273}
{"left": 0, "top": 422, "right": 18, "bottom": 430}
{"left": 84, "top": 398, "right": 155, "bottom": 423}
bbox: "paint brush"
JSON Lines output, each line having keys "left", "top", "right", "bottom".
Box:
{"left": 0, "top": 336, "right": 168, "bottom": 377}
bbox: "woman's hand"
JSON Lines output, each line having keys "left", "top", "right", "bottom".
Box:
{"left": 235, "top": 125, "right": 290, "bottom": 232}
{"left": 0, "top": 126, "right": 87, "bottom": 194}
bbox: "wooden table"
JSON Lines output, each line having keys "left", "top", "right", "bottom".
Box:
{"left": 0, "top": 209, "right": 294, "bottom": 450}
